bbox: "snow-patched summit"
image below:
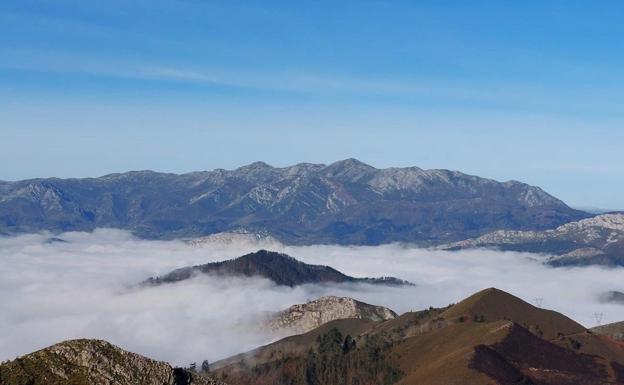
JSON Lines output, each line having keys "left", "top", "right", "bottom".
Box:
{"left": 442, "top": 213, "right": 624, "bottom": 266}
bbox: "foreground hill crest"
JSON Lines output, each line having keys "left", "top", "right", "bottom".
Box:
{"left": 0, "top": 339, "right": 224, "bottom": 385}
{"left": 0, "top": 159, "right": 588, "bottom": 244}
{"left": 213, "top": 287, "right": 624, "bottom": 385}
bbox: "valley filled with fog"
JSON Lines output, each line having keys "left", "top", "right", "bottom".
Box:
{"left": 1, "top": 228, "right": 623, "bottom": 366}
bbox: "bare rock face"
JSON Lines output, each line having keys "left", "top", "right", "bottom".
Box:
{"left": 441, "top": 213, "right": 624, "bottom": 267}
{"left": 0, "top": 339, "right": 226, "bottom": 385}
{"left": 267, "top": 296, "right": 397, "bottom": 334}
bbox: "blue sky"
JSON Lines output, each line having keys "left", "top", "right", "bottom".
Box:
{"left": 1, "top": 1, "right": 623, "bottom": 209}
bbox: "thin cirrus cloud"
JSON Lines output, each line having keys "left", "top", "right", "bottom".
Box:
{"left": 0, "top": 55, "right": 438, "bottom": 96}
{"left": 1, "top": 46, "right": 614, "bottom": 112}
{"left": 1, "top": 228, "right": 623, "bottom": 366}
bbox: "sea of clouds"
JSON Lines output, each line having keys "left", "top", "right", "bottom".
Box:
{"left": 1, "top": 228, "right": 623, "bottom": 366}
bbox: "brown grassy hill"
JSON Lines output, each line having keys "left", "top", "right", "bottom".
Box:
{"left": 441, "top": 287, "right": 586, "bottom": 340}
{"left": 393, "top": 321, "right": 619, "bottom": 385}
{"left": 0, "top": 339, "right": 225, "bottom": 385}
{"left": 552, "top": 331, "right": 624, "bottom": 368}
{"left": 213, "top": 288, "right": 624, "bottom": 385}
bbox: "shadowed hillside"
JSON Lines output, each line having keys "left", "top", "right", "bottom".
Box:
{"left": 145, "top": 250, "right": 414, "bottom": 287}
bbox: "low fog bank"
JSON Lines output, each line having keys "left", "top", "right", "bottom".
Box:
{"left": 1, "top": 229, "right": 623, "bottom": 366}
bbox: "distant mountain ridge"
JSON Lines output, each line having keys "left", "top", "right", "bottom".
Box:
{"left": 442, "top": 213, "right": 624, "bottom": 266}
{"left": 0, "top": 159, "right": 588, "bottom": 245}
{"left": 145, "top": 250, "right": 414, "bottom": 287}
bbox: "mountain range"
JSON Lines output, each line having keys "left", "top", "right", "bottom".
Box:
{"left": 0, "top": 159, "right": 589, "bottom": 245}
{"left": 145, "top": 250, "right": 414, "bottom": 287}
{"left": 442, "top": 213, "right": 624, "bottom": 266}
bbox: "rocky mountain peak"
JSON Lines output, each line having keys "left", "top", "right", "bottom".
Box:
{"left": 236, "top": 161, "right": 274, "bottom": 172}
{"left": 322, "top": 158, "right": 377, "bottom": 181}
{"left": 559, "top": 213, "right": 624, "bottom": 232}
{"left": 232, "top": 161, "right": 277, "bottom": 183}
{"left": 266, "top": 296, "right": 397, "bottom": 334}
{"left": 442, "top": 288, "right": 585, "bottom": 340}
{"left": 0, "top": 339, "right": 225, "bottom": 385}
{"left": 282, "top": 162, "right": 326, "bottom": 177}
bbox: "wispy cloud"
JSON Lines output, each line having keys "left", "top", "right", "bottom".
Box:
{"left": 0, "top": 51, "right": 439, "bottom": 96}
{"left": 1, "top": 229, "right": 623, "bottom": 366}
{"left": 0, "top": 41, "right": 583, "bottom": 103}
{"left": 3, "top": 52, "right": 622, "bottom": 118}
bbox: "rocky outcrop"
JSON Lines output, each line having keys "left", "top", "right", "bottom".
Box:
{"left": 442, "top": 213, "right": 624, "bottom": 266}
{"left": 267, "top": 296, "right": 397, "bottom": 334}
{"left": 0, "top": 339, "right": 225, "bottom": 385}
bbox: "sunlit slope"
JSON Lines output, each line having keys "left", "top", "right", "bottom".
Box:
{"left": 0, "top": 339, "right": 224, "bottom": 385}
{"left": 214, "top": 288, "right": 624, "bottom": 385}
